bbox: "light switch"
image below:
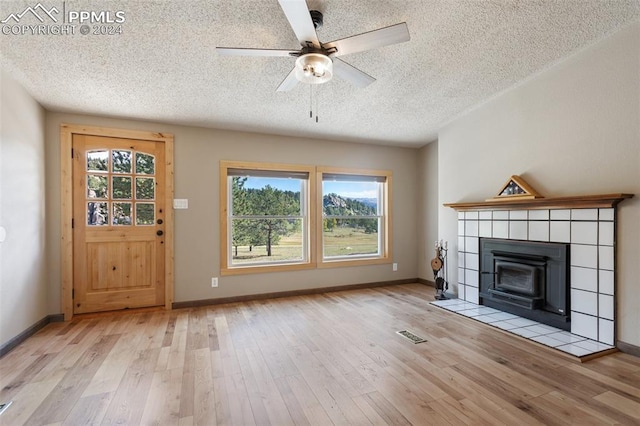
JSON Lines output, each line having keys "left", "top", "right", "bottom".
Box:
{"left": 173, "top": 199, "right": 189, "bottom": 209}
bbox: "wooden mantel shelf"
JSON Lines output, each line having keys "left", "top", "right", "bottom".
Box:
{"left": 444, "top": 193, "right": 634, "bottom": 211}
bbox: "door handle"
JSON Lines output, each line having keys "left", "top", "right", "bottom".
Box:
{"left": 156, "top": 230, "right": 164, "bottom": 236}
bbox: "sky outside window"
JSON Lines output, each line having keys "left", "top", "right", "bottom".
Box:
{"left": 243, "top": 177, "right": 377, "bottom": 200}
{"left": 244, "top": 177, "right": 300, "bottom": 192}
{"left": 322, "top": 181, "right": 378, "bottom": 200}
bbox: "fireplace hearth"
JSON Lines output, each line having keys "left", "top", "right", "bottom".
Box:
{"left": 480, "top": 238, "right": 570, "bottom": 330}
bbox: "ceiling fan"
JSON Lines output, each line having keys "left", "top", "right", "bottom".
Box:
{"left": 216, "top": 0, "right": 410, "bottom": 91}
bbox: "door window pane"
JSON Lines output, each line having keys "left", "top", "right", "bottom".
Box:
{"left": 113, "top": 202, "right": 132, "bottom": 225}
{"left": 87, "top": 175, "right": 108, "bottom": 199}
{"left": 87, "top": 202, "right": 108, "bottom": 225}
{"left": 112, "top": 150, "right": 132, "bottom": 173}
{"left": 112, "top": 176, "right": 132, "bottom": 199}
{"left": 136, "top": 203, "right": 155, "bottom": 225}
{"left": 136, "top": 177, "right": 155, "bottom": 200}
{"left": 87, "top": 150, "right": 108, "bottom": 172}
{"left": 136, "top": 153, "right": 155, "bottom": 175}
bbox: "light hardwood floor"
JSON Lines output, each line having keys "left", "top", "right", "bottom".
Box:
{"left": 1, "top": 284, "right": 640, "bottom": 425}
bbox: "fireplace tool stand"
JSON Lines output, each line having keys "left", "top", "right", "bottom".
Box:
{"left": 431, "top": 240, "right": 449, "bottom": 300}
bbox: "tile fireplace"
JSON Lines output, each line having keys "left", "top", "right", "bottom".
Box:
{"left": 445, "top": 175, "right": 633, "bottom": 345}
{"left": 444, "top": 179, "right": 632, "bottom": 352}
{"left": 455, "top": 207, "right": 618, "bottom": 345}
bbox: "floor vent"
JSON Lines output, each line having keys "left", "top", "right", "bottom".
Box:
{"left": 0, "top": 401, "right": 12, "bottom": 416}
{"left": 396, "top": 330, "right": 427, "bottom": 344}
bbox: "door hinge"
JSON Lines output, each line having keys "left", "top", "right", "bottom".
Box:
{"left": 71, "top": 148, "right": 74, "bottom": 158}
{"left": 72, "top": 289, "right": 75, "bottom": 299}
{"left": 72, "top": 218, "right": 74, "bottom": 229}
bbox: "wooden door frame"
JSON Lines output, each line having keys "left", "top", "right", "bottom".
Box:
{"left": 60, "top": 123, "right": 175, "bottom": 320}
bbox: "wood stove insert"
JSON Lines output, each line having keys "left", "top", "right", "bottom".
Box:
{"left": 480, "top": 238, "right": 570, "bottom": 331}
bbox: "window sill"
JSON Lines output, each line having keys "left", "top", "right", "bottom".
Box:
{"left": 317, "top": 256, "right": 390, "bottom": 269}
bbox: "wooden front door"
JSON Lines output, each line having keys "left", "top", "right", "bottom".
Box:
{"left": 72, "top": 134, "right": 166, "bottom": 314}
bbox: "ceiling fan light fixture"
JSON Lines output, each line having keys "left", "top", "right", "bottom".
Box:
{"left": 295, "top": 53, "right": 333, "bottom": 84}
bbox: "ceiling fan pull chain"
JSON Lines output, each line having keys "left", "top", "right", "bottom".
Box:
{"left": 307, "top": 83, "right": 320, "bottom": 122}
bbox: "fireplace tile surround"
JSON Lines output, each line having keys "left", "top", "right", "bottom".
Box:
{"left": 455, "top": 207, "right": 616, "bottom": 345}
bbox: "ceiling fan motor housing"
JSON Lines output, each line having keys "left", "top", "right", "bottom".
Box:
{"left": 310, "top": 10, "right": 323, "bottom": 29}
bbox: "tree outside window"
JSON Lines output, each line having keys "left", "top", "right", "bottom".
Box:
{"left": 227, "top": 168, "right": 309, "bottom": 266}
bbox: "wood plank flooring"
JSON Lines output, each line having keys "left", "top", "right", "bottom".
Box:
{"left": 1, "top": 283, "right": 640, "bottom": 425}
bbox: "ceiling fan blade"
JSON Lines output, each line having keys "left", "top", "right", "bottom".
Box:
{"left": 277, "top": 0, "right": 320, "bottom": 48}
{"left": 216, "top": 47, "right": 298, "bottom": 57}
{"left": 276, "top": 67, "right": 299, "bottom": 92}
{"left": 323, "top": 22, "right": 410, "bottom": 57}
{"left": 332, "top": 58, "right": 376, "bottom": 88}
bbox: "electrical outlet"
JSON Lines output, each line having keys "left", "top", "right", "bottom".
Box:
{"left": 211, "top": 277, "right": 218, "bottom": 287}
{"left": 392, "top": 263, "right": 398, "bottom": 272}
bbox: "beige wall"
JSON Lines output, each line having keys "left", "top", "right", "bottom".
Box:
{"left": 44, "top": 112, "right": 420, "bottom": 310}
{"left": 437, "top": 22, "right": 640, "bottom": 346}
{"left": 0, "top": 70, "right": 48, "bottom": 345}
{"left": 417, "top": 141, "right": 439, "bottom": 281}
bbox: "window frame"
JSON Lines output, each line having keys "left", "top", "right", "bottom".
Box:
{"left": 220, "top": 162, "right": 392, "bottom": 275}
{"left": 316, "top": 166, "right": 392, "bottom": 268}
{"left": 220, "top": 161, "right": 317, "bottom": 275}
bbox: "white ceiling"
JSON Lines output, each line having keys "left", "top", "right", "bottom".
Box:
{"left": 1, "top": 1, "right": 639, "bottom": 148}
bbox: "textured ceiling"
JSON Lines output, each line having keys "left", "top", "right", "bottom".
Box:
{"left": 1, "top": 1, "right": 639, "bottom": 147}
